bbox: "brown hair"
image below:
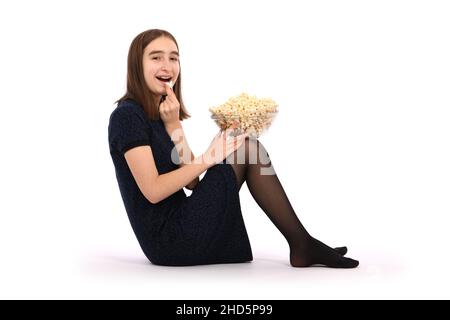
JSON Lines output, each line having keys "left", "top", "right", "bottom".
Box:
{"left": 116, "top": 29, "right": 190, "bottom": 120}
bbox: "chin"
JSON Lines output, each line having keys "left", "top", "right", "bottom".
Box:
{"left": 150, "top": 86, "right": 164, "bottom": 95}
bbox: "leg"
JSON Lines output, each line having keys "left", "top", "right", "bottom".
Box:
{"left": 226, "top": 138, "right": 358, "bottom": 268}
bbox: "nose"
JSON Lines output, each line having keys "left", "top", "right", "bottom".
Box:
{"left": 161, "top": 58, "right": 171, "bottom": 71}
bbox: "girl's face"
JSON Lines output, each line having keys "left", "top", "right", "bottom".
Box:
{"left": 143, "top": 36, "right": 180, "bottom": 99}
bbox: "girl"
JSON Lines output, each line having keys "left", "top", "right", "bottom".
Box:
{"left": 108, "top": 29, "right": 359, "bottom": 268}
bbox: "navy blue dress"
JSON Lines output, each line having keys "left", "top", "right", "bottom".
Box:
{"left": 108, "top": 99, "right": 253, "bottom": 266}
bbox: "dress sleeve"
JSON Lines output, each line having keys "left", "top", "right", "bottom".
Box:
{"left": 108, "top": 106, "right": 152, "bottom": 154}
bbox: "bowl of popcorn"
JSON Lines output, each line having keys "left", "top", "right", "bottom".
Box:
{"left": 209, "top": 93, "right": 278, "bottom": 138}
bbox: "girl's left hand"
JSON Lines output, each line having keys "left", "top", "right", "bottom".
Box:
{"left": 159, "top": 82, "right": 180, "bottom": 126}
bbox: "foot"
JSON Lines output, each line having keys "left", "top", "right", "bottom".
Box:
{"left": 290, "top": 238, "right": 358, "bottom": 268}
{"left": 334, "top": 246, "right": 347, "bottom": 256}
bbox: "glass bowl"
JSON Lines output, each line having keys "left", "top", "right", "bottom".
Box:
{"left": 210, "top": 111, "right": 278, "bottom": 138}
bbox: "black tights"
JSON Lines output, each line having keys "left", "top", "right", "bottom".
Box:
{"left": 226, "top": 138, "right": 359, "bottom": 268}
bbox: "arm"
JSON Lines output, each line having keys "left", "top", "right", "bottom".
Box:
{"left": 165, "top": 121, "right": 199, "bottom": 190}
{"left": 124, "top": 145, "right": 210, "bottom": 204}
{"left": 124, "top": 130, "right": 247, "bottom": 205}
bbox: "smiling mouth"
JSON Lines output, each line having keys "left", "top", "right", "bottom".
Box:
{"left": 156, "top": 76, "right": 172, "bottom": 83}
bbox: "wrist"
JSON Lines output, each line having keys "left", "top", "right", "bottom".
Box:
{"left": 164, "top": 120, "right": 182, "bottom": 131}
{"left": 195, "top": 154, "right": 214, "bottom": 170}
{"left": 164, "top": 121, "right": 183, "bottom": 140}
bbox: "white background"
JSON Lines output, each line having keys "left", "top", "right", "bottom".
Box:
{"left": 0, "top": 0, "right": 449, "bottom": 299}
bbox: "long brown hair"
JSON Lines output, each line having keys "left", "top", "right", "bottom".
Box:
{"left": 116, "top": 29, "right": 190, "bottom": 120}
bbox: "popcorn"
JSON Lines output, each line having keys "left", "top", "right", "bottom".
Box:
{"left": 209, "top": 93, "right": 278, "bottom": 138}
{"left": 168, "top": 80, "right": 174, "bottom": 89}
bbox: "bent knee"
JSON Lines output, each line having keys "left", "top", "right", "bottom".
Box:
{"left": 236, "top": 138, "right": 270, "bottom": 165}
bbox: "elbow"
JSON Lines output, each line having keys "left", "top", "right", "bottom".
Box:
{"left": 144, "top": 177, "right": 162, "bottom": 204}
{"left": 145, "top": 191, "right": 161, "bottom": 205}
{"left": 148, "top": 197, "right": 159, "bottom": 205}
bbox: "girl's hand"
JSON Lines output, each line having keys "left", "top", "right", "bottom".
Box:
{"left": 159, "top": 82, "right": 180, "bottom": 126}
{"left": 202, "top": 129, "right": 248, "bottom": 166}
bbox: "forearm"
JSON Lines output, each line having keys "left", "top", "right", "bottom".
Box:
{"left": 152, "top": 156, "right": 210, "bottom": 203}
{"left": 165, "top": 121, "right": 199, "bottom": 189}
{"left": 165, "top": 121, "right": 194, "bottom": 165}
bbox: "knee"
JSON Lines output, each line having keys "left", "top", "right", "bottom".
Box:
{"left": 243, "top": 137, "right": 262, "bottom": 150}
{"left": 243, "top": 138, "right": 271, "bottom": 165}
{"left": 228, "top": 137, "right": 270, "bottom": 165}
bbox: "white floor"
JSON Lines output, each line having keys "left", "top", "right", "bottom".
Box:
{"left": 2, "top": 181, "right": 449, "bottom": 300}
{"left": 80, "top": 249, "right": 407, "bottom": 300}
{"left": 1, "top": 238, "right": 446, "bottom": 300}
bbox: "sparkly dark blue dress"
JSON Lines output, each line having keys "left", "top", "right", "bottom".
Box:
{"left": 108, "top": 99, "right": 253, "bottom": 266}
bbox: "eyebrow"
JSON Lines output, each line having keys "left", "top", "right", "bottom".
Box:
{"left": 148, "top": 50, "right": 179, "bottom": 56}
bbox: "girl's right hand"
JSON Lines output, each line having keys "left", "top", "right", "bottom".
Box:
{"left": 202, "top": 129, "right": 248, "bottom": 166}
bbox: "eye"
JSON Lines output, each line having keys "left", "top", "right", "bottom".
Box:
{"left": 152, "top": 56, "right": 161, "bottom": 60}
{"left": 170, "top": 57, "right": 179, "bottom": 62}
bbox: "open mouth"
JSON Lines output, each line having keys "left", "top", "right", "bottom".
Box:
{"left": 156, "top": 76, "right": 172, "bottom": 83}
